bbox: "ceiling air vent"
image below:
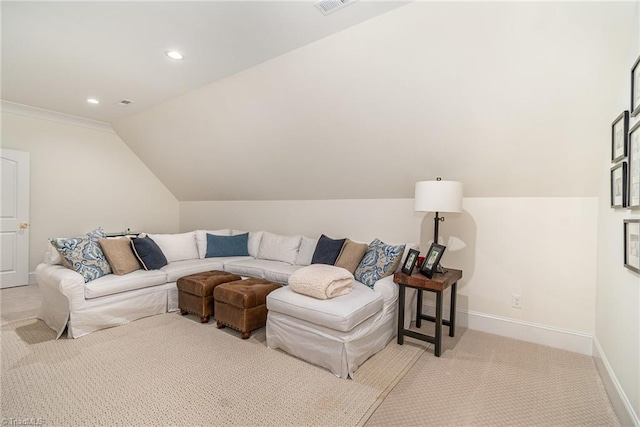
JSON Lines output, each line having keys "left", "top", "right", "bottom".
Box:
{"left": 314, "top": 0, "right": 357, "bottom": 16}
{"left": 117, "top": 99, "right": 134, "bottom": 106}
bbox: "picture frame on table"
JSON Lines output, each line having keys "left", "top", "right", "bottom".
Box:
{"left": 611, "top": 111, "right": 629, "bottom": 162}
{"left": 632, "top": 54, "right": 640, "bottom": 117}
{"left": 419, "top": 243, "right": 446, "bottom": 279}
{"left": 401, "top": 248, "right": 420, "bottom": 275}
{"left": 624, "top": 219, "right": 640, "bottom": 274}
{"left": 611, "top": 162, "right": 628, "bottom": 208}
{"left": 628, "top": 120, "right": 640, "bottom": 209}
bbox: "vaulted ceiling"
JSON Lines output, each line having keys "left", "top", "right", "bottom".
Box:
{"left": 3, "top": 1, "right": 637, "bottom": 201}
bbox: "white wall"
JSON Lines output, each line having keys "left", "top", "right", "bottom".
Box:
{"left": 181, "top": 196, "right": 598, "bottom": 344}
{"left": 594, "top": 1, "right": 640, "bottom": 424}
{"left": 1, "top": 108, "right": 180, "bottom": 274}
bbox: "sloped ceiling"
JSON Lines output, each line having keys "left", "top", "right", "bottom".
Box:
{"left": 113, "top": 1, "right": 636, "bottom": 201}
{"left": 1, "top": 1, "right": 408, "bottom": 122}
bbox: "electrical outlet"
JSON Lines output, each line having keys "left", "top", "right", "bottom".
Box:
{"left": 512, "top": 294, "right": 522, "bottom": 309}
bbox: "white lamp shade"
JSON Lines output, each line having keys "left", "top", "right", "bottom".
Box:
{"left": 414, "top": 180, "right": 463, "bottom": 213}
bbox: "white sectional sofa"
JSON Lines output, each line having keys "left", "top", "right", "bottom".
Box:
{"left": 37, "top": 228, "right": 417, "bottom": 377}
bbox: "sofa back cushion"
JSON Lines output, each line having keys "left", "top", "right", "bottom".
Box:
{"left": 205, "top": 233, "right": 250, "bottom": 257}
{"left": 257, "top": 232, "right": 301, "bottom": 265}
{"left": 131, "top": 237, "right": 168, "bottom": 270}
{"left": 195, "top": 229, "right": 231, "bottom": 259}
{"left": 311, "top": 234, "right": 346, "bottom": 265}
{"left": 147, "top": 232, "right": 198, "bottom": 263}
{"left": 98, "top": 237, "right": 141, "bottom": 275}
{"left": 295, "top": 236, "right": 318, "bottom": 266}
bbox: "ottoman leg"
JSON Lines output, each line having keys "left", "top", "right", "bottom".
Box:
{"left": 200, "top": 315, "right": 210, "bottom": 324}
{"left": 180, "top": 309, "right": 188, "bottom": 316}
{"left": 216, "top": 321, "right": 226, "bottom": 329}
{"left": 241, "top": 331, "right": 251, "bottom": 340}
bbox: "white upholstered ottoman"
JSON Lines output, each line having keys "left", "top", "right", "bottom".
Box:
{"left": 266, "top": 276, "right": 413, "bottom": 378}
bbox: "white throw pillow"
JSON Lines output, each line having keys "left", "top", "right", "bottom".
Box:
{"left": 148, "top": 232, "right": 198, "bottom": 263}
{"left": 195, "top": 229, "right": 231, "bottom": 259}
{"left": 233, "top": 230, "right": 263, "bottom": 258}
{"left": 257, "top": 232, "right": 301, "bottom": 265}
{"left": 295, "top": 236, "right": 318, "bottom": 266}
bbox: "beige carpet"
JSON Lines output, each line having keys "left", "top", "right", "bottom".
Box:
{"left": 366, "top": 328, "right": 621, "bottom": 426}
{"left": 1, "top": 314, "right": 424, "bottom": 426}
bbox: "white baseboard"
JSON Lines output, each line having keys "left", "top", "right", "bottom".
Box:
{"left": 28, "top": 272, "right": 37, "bottom": 285}
{"left": 592, "top": 337, "right": 639, "bottom": 427}
{"left": 420, "top": 302, "right": 593, "bottom": 355}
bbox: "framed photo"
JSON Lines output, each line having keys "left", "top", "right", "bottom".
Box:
{"left": 419, "top": 243, "right": 446, "bottom": 279}
{"left": 632, "top": 55, "right": 640, "bottom": 117}
{"left": 624, "top": 219, "right": 640, "bottom": 273}
{"left": 401, "top": 248, "right": 420, "bottom": 275}
{"left": 629, "top": 120, "right": 640, "bottom": 208}
{"left": 611, "top": 162, "right": 628, "bottom": 208}
{"left": 612, "top": 111, "right": 629, "bottom": 162}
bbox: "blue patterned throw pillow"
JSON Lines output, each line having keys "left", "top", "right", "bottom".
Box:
{"left": 50, "top": 228, "right": 112, "bottom": 283}
{"left": 354, "top": 239, "right": 405, "bottom": 288}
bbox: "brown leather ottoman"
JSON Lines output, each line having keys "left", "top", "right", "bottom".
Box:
{"left": 177, "top": 271, "right": 242, "bottom": 323}
{"left": 214, "top": 278, "right": 281, "bottom": 339}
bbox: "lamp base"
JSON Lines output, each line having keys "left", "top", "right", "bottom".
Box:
{"left": 436, "top": 264, "right": 447, "bottom": 275}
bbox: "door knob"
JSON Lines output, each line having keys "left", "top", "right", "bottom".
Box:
{"left": 19, "top": 222, "right": 29, "bottom": 229}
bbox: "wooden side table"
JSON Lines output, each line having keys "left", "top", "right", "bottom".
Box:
{"left": 394, "top": 268, "right": 463, "bottom": 357}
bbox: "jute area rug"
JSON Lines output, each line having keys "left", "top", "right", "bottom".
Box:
{"left": 1, "top": 314, "right": 423, "bottom": 426}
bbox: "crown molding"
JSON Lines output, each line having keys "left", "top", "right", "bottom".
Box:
{"left": 1, "top": 100, "right": 114, "bottom": 133}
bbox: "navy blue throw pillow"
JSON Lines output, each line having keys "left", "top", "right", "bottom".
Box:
{"left": 131, "top": 237, "right": 168, "bottom": 270}
{"left": 311, "top": 234, "right": 346, "bottom": 265}
{"left": 206, "top": 233, "right": 250, "bottom": 258}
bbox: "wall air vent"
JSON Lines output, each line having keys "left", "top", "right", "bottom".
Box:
{"left": 314, "top": 0, "right": 357, "bottom": 16}
{"left": 117, "top": 99, "right": 134, "bottom": 106}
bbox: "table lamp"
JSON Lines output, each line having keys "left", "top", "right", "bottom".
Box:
{"left": 414, "top": 178, "right": 463, "bottom": 247}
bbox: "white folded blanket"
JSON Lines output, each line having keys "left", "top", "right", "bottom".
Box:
{"left": 288, "top": 264, "right": 354, "bottom": 300}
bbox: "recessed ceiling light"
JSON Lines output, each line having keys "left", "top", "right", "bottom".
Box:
{"left": 87, "top": 98, "right": 100, "bottom": 104}
{"left": 165, "top": 50, "right": 184, "bottom": 60}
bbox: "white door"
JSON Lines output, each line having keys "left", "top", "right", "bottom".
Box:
{"left": 0, "top": 149, "right": 30, "bottom": 288}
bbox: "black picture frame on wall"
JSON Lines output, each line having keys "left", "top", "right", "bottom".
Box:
{"left": 624, "top": 219, "right": 640, "bottom": 274}
{"left": 419, "top": 243, "right": 446, "bottom": 279}
{"left": 632, "top": 54, "right": 640, "bottom": 117}
{"left": 629, "top": 120, "right": 640, "bottom": 209}
{"left": 612, "top": 111, "right": 629, "bottom": 162}
{"left": 611, "top": 162, "right": 628, "bottom": 208}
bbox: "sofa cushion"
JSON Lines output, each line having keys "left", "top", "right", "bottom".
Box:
{"left": 334, "top": 239, "right": 368, "bottom": 274}
{"left": 354, "top": 239, "right": 405, "bottom": 288}
{"left": 257, "top": 232, "right": 301, "bottom": 265}
{"left": 311, "top": 234, "right": 345, "bottom": 265}
{"left": 195, "top": 229, "right": 231, "bottom": 258}
{"left": 161, "top": 257, "right": 250, "bottom": 282}
{"left": 222, "top": 258, "right": 266, "bottom": 279}
{"left": 266, "top": 281, "right": 383, "bottom": 332}
{"left": 147, "top": 232, "right": 198, "bottom": 263}
{"left": 295, "top": 236, "right": 318, "bottom": 266}
{"left": 232, "top": 230, "right": 263, "bottom": 258}
{"left": 84, "top": 269, "right": 167, "bottom": 299}
{"left": 50, "top": 228, "right": 112, "bottom": 283}
{"left": 98, "top": 237, "right": 140, "bottom": 275}
{"left": 206, "top": 233, "right": 249, "bottom": 258}
{"left": 131, "top": 237, "right": 168, "bottom": 270}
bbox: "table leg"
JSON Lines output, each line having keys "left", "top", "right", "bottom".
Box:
{"left": 416, "top": 289, "right": 423, "bottom": 328}
{"left": 435, "top": 291, "right": 443, "bottom": 357}
{"left": 449, "top": 282, "right": 457, "bottom": 337}
{"left": 397, "top": 284, "right": 405, "bottom": 345}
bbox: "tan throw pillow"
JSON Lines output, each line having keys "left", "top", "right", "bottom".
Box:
{"left": 335, "top": 239, "right": 368, "bottom": 274}
{"left": 98, "top": 237, "right": 141, "bottom": 275}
